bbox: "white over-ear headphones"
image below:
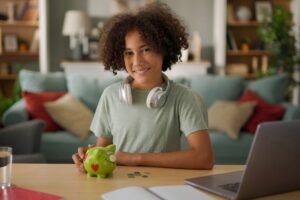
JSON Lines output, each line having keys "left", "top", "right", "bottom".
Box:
{"left": 119, "top": 73, "right": 171, "bottom": 108}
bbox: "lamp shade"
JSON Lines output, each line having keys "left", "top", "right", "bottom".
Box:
{"left": 62, "top": 10, "right": 91, "bottom": 36}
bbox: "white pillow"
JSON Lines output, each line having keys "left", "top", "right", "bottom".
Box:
{"left": 208, "top": 101, "right": 256, "bottom": 139}
{"left": 44, "top": 93, "right": 93, "bottom": 140}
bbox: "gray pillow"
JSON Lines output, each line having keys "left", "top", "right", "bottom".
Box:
{"left": 67, "top": 74, "right": 122, "bottom": 112}
{"left": 20, "top": 70, "right": 67, "bottom": 92}
{"left": 190, "top": 75, "right": 245, "bottom": 107}
{"left": 248, "top": 73, "right": 290, "bottom": 104}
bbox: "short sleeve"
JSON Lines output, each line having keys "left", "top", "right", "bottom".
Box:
{"left": 179, "top": 89, "right": 208, "bottom": 136}
{"left": 90, "top": 89, "right": 113, "bottom": 139}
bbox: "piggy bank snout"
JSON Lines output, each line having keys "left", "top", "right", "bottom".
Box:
{"left": 109, "top": 155, "right": 116, "bottom": 162}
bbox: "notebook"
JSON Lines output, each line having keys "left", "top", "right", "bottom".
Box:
{"left": 0, "top": 186, "right": 64, "bottom": 200}
{"left": 185, "top": 120, "right": 300, "bottom": 200}
{"left": 102, "top": 185, "right": 214, "bottom": 200}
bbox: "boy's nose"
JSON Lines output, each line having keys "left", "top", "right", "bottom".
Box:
{"left": 133, "top": 53, "right": 144, "bottom": 66}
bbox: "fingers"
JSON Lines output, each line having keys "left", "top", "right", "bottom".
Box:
{"left": 73, "top": 145, "right": 96, "bottom": 174}
{"left": 72, "top": 152, "right": 86, "bottom": 173}
{"left": 78, "top": 145, "right": 94, "bottom": 159}
{"left": 78, "top": 147, "right": 86, "bottom": 160}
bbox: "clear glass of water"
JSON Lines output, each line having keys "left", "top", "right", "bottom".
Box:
{"left": 0, "top": 147, "right": 12, "bottom": 189}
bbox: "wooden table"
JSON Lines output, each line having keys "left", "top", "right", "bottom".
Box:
{"left": 11, "top": 164, "right": 300, "bottom": 200}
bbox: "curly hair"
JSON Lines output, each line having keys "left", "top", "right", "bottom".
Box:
{"left": 99, "top": 2, "right": 189, "bottom": 74}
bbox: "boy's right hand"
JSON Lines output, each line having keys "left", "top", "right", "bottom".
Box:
{"left": 72, "top": 144, "right": 95, "bottom": 173}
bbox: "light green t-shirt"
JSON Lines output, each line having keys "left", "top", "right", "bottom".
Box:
{"left": 90, "top": 81, "right": 208, "bottom": 153}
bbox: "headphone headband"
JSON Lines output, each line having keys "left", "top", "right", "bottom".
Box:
{"left": 119, "top": 73, "right": 171, "bottom": 108}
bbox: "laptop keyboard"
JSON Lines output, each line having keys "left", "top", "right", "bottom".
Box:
{"left": 218, "top": 182, "right": 240, "bottom": 193}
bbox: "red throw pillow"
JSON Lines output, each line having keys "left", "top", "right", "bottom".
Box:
{"left": 239, "top": 89, "right": 285, "bottom": 133}
{"left": 23, "top": 91, "right": 66, "bottom": 131}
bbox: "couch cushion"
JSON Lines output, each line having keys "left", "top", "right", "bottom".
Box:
{"left": 248, "top": 73, "right": 290, "bottom": 104}
{"left": 44, "top": 93, "right": 93, "bottom": 140}
{"left": 180, "top": 130, "right": 254, "bottom": 164}
{"left": 208, "top": 101, "right": 256, "bottom": 139}
{"left": 190, "top": 75, "right": 245, "bottom": 107}
{"left": 239, "top": 89, "right": 286, "bottom": 133}
{"left": 41, "top": 131, "right": 97, "bottom": 163}
{"left": 67, "top": 74, "right": 122, "bottom": 111}
{"left": 23, "top": 91, "right": 66, "bottom": 131}
{"left": 209, "top": 131, "right": 254, "bottom": 164}
{"left": 20, "top": 70, "right": 67, "bottom": 92}
{"left": 281, "top": 102, "right": 300, "bottom": 121}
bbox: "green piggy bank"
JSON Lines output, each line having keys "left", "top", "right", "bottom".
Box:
{"left": 83, "top": 144, "right": 117, "bottom": 178}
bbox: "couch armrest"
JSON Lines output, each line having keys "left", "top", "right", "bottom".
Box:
{"left": 2, "top": 99, "right": 29, "bottom": 126}
{"left": 281, "top": 102, "right": 300, "bottom": 121}
{"left": 0, "top": 119, "right": 45, "bottom": 154}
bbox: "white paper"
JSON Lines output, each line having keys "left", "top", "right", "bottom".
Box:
{"left": 149, "top": 185, "right": 214, "bottom": 200}
{"left": 101, "top": 185, "right": 214, "bottom": 200}
{"left": 102, "top": 186, "right": 161, "bottom": 200}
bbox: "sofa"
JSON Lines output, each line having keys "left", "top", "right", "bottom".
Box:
{"left": 0, "top": 119, "right": 46, "bottom": 163}
{"left": 2, "top": 69, "right": 300, "bottom": 164}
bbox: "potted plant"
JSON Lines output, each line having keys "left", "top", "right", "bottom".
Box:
{"left": 258, "top": 6, "right": 300, "bottom": 80}
{"left": 0, "top": 79, "right": 21, "bottom": 125}
{"left": 258, "top": 6, "right": 300, "bottom": 104}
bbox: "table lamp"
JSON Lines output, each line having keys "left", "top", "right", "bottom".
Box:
{"left": 62, "top": 10, "right": 91, "bottom": 60}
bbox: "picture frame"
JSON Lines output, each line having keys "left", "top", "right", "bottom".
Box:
{"left": 3, "top": 34, "right": 18, "bottom": 52}
{"left": 255, "top": 1, "right": 272, "bottom": 22}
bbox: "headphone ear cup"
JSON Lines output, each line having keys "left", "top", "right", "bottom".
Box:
{"left": 119, "top": 83, "right": 132, "bottom": 104}
{"left": 124, "top": 84, "right": 132, "bottom": 104}
{"left": 146, "top": 87, "right": 163, "bottom": 108}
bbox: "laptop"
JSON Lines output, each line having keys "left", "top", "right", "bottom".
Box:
{"left": 185, "top": 120, "right": 300, "bottom": 200}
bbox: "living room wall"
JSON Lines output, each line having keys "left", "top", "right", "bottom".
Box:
{"left": 48, "top": 0, "right": 214, "bottom": 72}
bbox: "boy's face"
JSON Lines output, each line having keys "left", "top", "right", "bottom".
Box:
{"left": 123, "top": 30, "right": 164, "bottom": 90}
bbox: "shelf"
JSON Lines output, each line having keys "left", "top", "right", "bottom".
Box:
{"left": 227, "top": 21, "right": 260, "bottom": 27}
{"left": 227, "top": 50, "right": 269, "bottom": 56}
{"left": 0, "top": 52, "right": 39, "bottom": 62}
{"left": 0, "top": 74, "right": 17, "bottom": 81}
{"left": 0, "top": 21, "right": 39, "bottom": 27}
{"left": 0, "top": 0, "right": 39, "bottom": 98}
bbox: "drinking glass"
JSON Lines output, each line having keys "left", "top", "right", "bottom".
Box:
{"left": 0, "top": 147, "right": 12, "bottom": 189}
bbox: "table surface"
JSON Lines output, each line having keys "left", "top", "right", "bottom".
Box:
{"left": 11, "top": 164, "right": 300, "bottom": 200}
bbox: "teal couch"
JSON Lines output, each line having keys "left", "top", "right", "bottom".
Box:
{"left": 3, "top": 70, "right": 300, "bottom": 164}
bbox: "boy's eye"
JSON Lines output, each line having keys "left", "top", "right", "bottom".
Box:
{"left": 143, "top": 47, "right": 151, "bottom": 52}
{"left": 124, "top": 51, "right": 133, "bottom": 56}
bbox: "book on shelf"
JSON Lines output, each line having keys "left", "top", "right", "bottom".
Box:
{"left": 21, "top": 0, "right": 38, "bottom": 21}
{"left": 102, "top": 185, "right": 214, "bottom": 200}
{"left": 227, "top": 3, "right": 235, "bottom": 22}
{"left": 0, "top": 186, "right": 64, "bottom": 200}
{"left": 227, "top": 31, "right": 238, "bottom": 51}
{"left": 16, "top": 0, "right": 29, "bottom": 20}
{"left": 226, "top": 31, "right": 232, "bottom": 50}
{"left": 30, "top": 28, "right": 39, "bottom": 53}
